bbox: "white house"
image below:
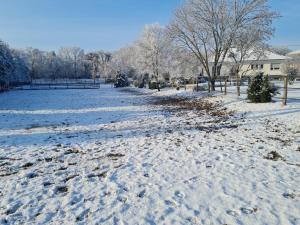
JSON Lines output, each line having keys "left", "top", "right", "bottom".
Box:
{"left": 219, "top": 50, "right": 289, "bottom": 78}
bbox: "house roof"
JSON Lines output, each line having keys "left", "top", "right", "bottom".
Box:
{"left": 222, "top": 49, "right": 288, "bottom": 63}
{"left": 287, "top": 50, "right": 300, "bottom": 57}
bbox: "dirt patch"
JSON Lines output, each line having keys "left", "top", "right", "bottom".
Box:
{"left": 87, "top": 171, "right": 107, "bottom": 178}
{"left": 153, "top": 97, "right": 233, "bottom": 118}
{"left": 55, "top": 186, "right": 68, "bottom": 194}
{"left": 264, "top": 151, "right": 285, "bottom": 161}
{"left": 64, "top": 174, "right": 79, "bottom": 182}
{"left": 21, "top": 162, "right": 34, "bottom": 169}
{"left": 107, "top": 153, "right": 125, "bottom": 159}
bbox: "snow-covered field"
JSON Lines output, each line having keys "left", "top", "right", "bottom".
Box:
{"left": 0, "top": 85, "right": 299, "bottom": 225}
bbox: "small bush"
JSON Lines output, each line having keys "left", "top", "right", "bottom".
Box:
{"left": 247, "top": 74, "right": 277, "bottom": 103}
{"left": 133, "top": 80, "right": 139, "bottom": 87}
{"left": 114, "top": 74, "right": 129, "bottom": 88}
{"left": 149, "top": 81, "right": 159, "bottom": 90}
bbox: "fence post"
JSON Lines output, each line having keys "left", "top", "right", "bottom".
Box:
{"left": 224, "top": 79, "right": 227, "bottom": 95}
{"left": 282, "top": 76, "right": 288, "bottom": 106}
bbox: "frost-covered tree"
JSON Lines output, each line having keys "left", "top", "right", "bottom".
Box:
{"left": 0, "top": 40, "right": 14, "bottom": 85}
{"left": 98, "top": 51, "right": 111, "bottom": 79}
{"left": 24, "top": 48, "right": 44, "bottom": 81}
{"left": 167, "top": 0, "right": 278, "bottom": 91}
{"left": 167, "top": 47, "right": 200, "bottom": 86}
{"left": 45, "top": 51, "right": 61, "bottom": 80}
{"left": 110, "top": 46, "right": 138, "bottom": 80}
{"left": 228, "top": 24, "right": 272, "bottom": 96}
{"left": 282, "top": 57, "right": 300, "bottom": 84}
{"left": 137, "top": 24, "right": 170, "bottom": 91}
{"left": 10, "top": 49, "right": 30, "bottom": 84}
{"left": 86, "top": 52, "right": 100, "bottom": 81}
{"left": 58, "top": 47, "right": 85, "bottom": 78}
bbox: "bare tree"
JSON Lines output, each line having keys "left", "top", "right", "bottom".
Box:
{"left": 227, "top": 24, "right": 271, "bottom": 96}
{"left": 282, "top": 57, "right": 300, "bottom": 84}
{"left": 167, "top": 0, "right": 277, "bottom": 91}
{"left": 58, "top": 47, "right": 84, "bottom": 78}
{"left": 25, "top": 48, "right": 43, "bottom": 82}
{"left": 97, "top": 51, "right": 111, "bottom": 80}
{"left": 86, "top": 52, "right": 100, "bottom": 82}
{"left": 46, "top": 51, "right": 61, "bottom": 80}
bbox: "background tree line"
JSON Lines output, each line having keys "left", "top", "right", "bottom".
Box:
{"left": 0, "top": 41, "right": 112, "bottom": 87}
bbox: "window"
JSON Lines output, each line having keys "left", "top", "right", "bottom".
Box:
{"left": 271, "top": 63, "right": 280, "bottom": 70}
{"left": 251, "top": 64, "right": 264, "bottom": 70}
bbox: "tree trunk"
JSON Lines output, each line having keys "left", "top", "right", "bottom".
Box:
{"left": 236, "top": 72, "right": 240, "bottom": 96}
{"left": 156, "top": 72, "right": 160, "bottom": 92}
{"left": 210, "top": 79, "right": 216, "bottom": 91}
{"left": 224, "top": 79, "right": 227, "bottom": 95}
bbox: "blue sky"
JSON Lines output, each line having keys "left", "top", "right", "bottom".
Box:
{"left": 0, "top": 0, "right": 299, "bottom": 52}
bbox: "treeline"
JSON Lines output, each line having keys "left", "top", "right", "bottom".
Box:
{"left": 0, "top": 41, "right": 112, "bottom": 87}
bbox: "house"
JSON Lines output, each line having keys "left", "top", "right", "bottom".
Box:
{"left": 219, "top": 50, "right": 289, "bottom": 79}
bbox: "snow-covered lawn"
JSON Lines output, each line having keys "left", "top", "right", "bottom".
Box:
{"left": 0, "top": 85, "right": 299, "bottom": 225}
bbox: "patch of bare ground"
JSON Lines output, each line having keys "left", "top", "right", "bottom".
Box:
{"left": 153, "top": 96, "right": 234, "bottom": 119}
{"left": 263, "top": 151, "right": 299, "bottom": 167}
{"left": 264, "top": 151, "right": 285, "bottom": 161}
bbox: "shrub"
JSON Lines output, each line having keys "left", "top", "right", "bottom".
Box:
{"left": 247, "top": 74, "right": 277, "bottom": 103}
{"left": 149, "top": 81, "right": 159, "bottom": 90}
{"left": 133, "top": 80, "right": 139, "bottom": 87}
{"left": 114, "top": 74, "right": 129, "bottom": 88}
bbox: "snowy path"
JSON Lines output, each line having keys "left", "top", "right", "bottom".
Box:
{"left": 0, "top": 85, "right": 299, "bottom": 225}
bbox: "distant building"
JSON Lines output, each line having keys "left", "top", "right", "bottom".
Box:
{"left": 219, "top": 50, "right": 289, "bottom": 78}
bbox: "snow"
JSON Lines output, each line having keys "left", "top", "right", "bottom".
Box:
{"left": 0, "top": 84, "right": 299, "bottom": 225}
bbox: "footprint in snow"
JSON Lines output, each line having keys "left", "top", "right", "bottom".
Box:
{"left": 53, "top": 186, "right": 68, "bottom": 195}
{"left": 174, "top": 190, "right": 185, "bottom": 199}
{"left": 26, "top": 172, "right": 39, "bottom": 179}
{"left": 164, "top": 199, "right": 177, "bottom": 207}
{"left": 240, "top": 207, "right": 258, "bottom": 214}
{"left": 226, "top": 209, "right": 239, "bottom": 217}
{"left": 283, "top": 192, "right": 297, "bottom": 199}
{"left": 137, "top": 190, "right": 146, "bottom": 198}
{"left": 6, "top": 201, "right": 23, "bottom": 215}
{"left": 76, "top": 209, "right": 90, "bottom": 222}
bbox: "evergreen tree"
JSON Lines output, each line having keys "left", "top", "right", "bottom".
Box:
{"left": 114, "top": 73, "right": 129, "bottom": 88}
{"left": 247, "top": 73, "right": 263, "bottom": 103}
{"left": 247, "top": 73, "right": 277, "bottom": 103}
{"left": 260, "top": 76, "right": 272, "bottom": 102}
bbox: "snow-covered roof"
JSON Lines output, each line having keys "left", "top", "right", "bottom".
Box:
{"left": 221, "top": 49, "right": 288, "bottom": 63}
{"left": 287, "top": 50, "right": 300, "bottom": 57}
{"left": 260, "top": 51, "right": 289, "bottom": 60}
